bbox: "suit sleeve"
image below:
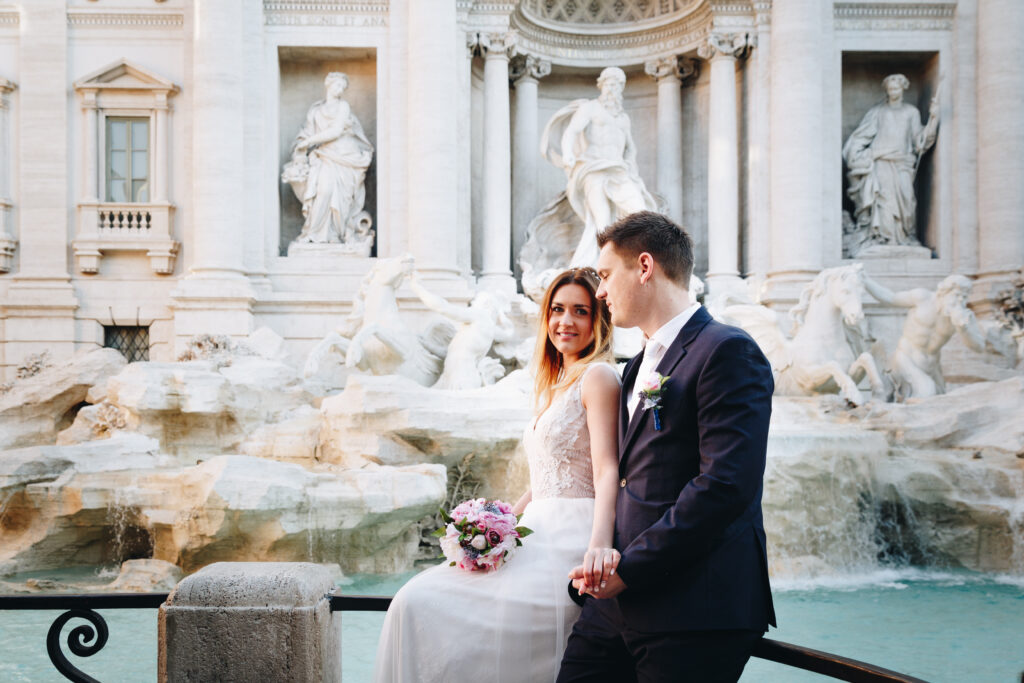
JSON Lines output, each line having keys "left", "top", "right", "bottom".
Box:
{"left": 614, "top": 334, "right": 774, "bottom": 590}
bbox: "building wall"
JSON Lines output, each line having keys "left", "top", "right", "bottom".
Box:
{"left": 0, "top": 1, "right": 1018, "bottom": 381}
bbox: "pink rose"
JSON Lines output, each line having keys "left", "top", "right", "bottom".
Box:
{"left": 640, "top": 372, "right": 663, "bottom": 393}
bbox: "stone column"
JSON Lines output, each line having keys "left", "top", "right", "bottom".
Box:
{"left": 699, "top": 34, "right": 751, "bottom": 298}
{"left": 6, "top": 0, "right": 78, "bottom": 368}
{"left": 511, "top": 54, "right": 551, "bottom": 282}
{"left": 747, "top": 2, "right": 773, "bottom": 283}
{"left": 170, "top": 0, "right": 254, "bottom": 347}
{"left": 0, "top": 79, "right": 15, "bottom": 273}
{"left": 406, "top": 1, "right": 465, "bottom": 292}
{"left": 188, "top": 0, "right": 247, "bottom": 279}
{"left": 159, "top": 563, "right": 340, "bottom": 682}
{"left": 763, "top": 0, "right": 827, "bottom": 306}
{"left": 477, "top": 31, "right": 517, "bottom": 294}
{"left": 644, "top": 56, "right": 685, "bottom": 226}
{"left": 975, "top": 0, "right": 1024, "bottom": 308}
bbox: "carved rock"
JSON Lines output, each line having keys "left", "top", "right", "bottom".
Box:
{"left": 0, "top": 348, "right": 128, "bottom": 450}
{"left": 319, "top": 372, "right": 533, "bottom": 501}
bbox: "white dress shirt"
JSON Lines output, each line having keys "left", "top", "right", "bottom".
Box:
{"left": 627, "top": 302, "right": 701, "bottom": 420}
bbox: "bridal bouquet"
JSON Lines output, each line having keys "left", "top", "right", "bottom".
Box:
{"left": 433, "top": 498, "right": 533, "bottom": 572}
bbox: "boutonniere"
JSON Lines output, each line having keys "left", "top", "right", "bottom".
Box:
{"left": 637, "top": 371, "right": 669, "bottom": 430}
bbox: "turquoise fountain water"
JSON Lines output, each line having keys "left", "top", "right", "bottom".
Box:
{"left": 2, "top": 567, "right": 1022, "bottom": 682}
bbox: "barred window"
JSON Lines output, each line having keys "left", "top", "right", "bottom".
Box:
{"left": 104, "top": 326, "right": 149, "bottom": 362}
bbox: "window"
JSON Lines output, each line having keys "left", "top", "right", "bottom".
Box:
{"left": 104, "top": 325, "right": 150, "bottom": 362}
{"left": 73, "top": 60, "right": 179, "bottom": 275}
{"left": 106, "top": 117, "right": 149, "bottom": 203}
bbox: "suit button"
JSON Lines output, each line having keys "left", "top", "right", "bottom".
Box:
{"left": 619, "top": 478, "right": 626, "bottom": 488}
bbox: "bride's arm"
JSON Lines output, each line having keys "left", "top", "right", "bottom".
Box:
{"left": 579, "top": 364, "right": 622, "bottom": 590}
{"left": 511, "top": 488, "right": 532, "bottom": 516}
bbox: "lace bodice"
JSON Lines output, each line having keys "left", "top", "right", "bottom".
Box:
{"left": 523, "top": 363, "right": 617, "bottom": 500}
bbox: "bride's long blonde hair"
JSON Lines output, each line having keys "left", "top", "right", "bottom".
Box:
{"left": 532, "top": 268, "right": 615, "bottom": 415}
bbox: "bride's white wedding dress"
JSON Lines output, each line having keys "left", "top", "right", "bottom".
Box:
{"left": 374, "top": 363, "right": 617, "bottom": 683}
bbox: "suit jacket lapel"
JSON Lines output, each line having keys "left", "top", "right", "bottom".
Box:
{"left": 619, "top": 307, "right": 713, "bottom": 462}
{"left": 619, "top": 352, "right": 643, "bottom": 457}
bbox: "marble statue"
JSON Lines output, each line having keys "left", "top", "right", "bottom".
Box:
{"left": 863, "top": 273, "right": 991, "bottom": 400}
{"left": 718, "top": 264, "right": 884, "bottom": 405}
{"left": 282, "top": 72, "right": 375, "bottom": 253}
{"left": 410, "top": 275, "right": 515, "bottom": 390}
{"left": 520, "top": 67, "right": 659, "bottom": 298}
{"left": 341, "top": 255, "right": 451, "bottom": 387}
{"left": 842, "top": 74, "right": 939, "bottom": 256}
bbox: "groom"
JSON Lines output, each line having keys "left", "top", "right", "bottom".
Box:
{"left": 558, "top": 211, "right": 776, "bottom": 683}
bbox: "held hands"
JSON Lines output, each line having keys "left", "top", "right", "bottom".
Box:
{"left": 568, "top": 547, "right": 625, "bottom": 599}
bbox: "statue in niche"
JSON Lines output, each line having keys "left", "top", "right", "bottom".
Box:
{"left": 863, "top": 274, "right": 1006, "bottom": 400}
{"left": 520, "top": 67, "right": 659, "bottom": 299}
{"left": 282, "top": 72, "right": 374, "bottom": 254}
{"left": 410, "top": 275, "right": 515, "bottom": 390}
{"left": 339, "top": 255, "right": 453, "bottom": 387}
{"left": 842, "top": 74, "right": 939, "bottom": 257}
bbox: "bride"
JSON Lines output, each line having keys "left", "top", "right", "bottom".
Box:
{"left": 374, "top": 268, "right": 622, "bottom": 683}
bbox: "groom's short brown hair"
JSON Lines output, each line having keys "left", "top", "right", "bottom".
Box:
{"left": 597, "top": 211, "right": 694, "bottom": 285}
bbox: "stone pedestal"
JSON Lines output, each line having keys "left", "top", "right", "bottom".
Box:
{"left": 159, "top": 562, "right": 340, "bottom": 683}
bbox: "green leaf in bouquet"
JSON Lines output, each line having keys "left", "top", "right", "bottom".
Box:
{"left": 431, "top": 527, "right": 447, "bottom": 538}
{"left": 439, "top": 507, "right": 453, "bottom": 524}
{"left": 515, "top": 538, "right": 523, "bottom": 547}
{"left": 449, "top": 561, "right": 456, "bottom": 567}
{"left": 515, "top": 526, "right": 534, "bottom": 537}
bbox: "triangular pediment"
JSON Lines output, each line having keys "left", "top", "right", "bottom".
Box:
{"left": 74, "top": 59, "right": 178, "bottom": 94}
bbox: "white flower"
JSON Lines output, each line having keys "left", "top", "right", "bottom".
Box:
{"left": 471, "top": 534, "right": 488, "bottom": 550}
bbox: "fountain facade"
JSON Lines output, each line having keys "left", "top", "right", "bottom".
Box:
{"left": 0, "top": 0, "right": 1022, "bottom": 589}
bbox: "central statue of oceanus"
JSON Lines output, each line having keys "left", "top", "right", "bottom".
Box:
{"left": 519, "top": 67, "right": 659, "bottom": 300}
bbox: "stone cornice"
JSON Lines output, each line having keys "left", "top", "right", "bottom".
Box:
{"left": 263, "top": 0, "right": 388, "bottom": 27}
{"left": 66, "top": 9, "right": 184, "bottom": 29}
{"left": 834, "top": 2, "right": 956, "bottom": 31}
{"left": 0, "top": 10, "right": 18, "bottom": 27}
{"left": 511, "top": 2, "right": 713, "bottom": 68}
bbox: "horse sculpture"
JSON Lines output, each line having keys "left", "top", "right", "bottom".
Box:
{"left": 717, "top": 264, "right": 884, "bottom": 405}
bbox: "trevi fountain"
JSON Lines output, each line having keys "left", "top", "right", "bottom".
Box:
{"left": 0, "top": 1, "right": 1022, "bottom": 681}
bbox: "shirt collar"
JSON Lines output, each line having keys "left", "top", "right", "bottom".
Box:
{"left": 647, "top": 302, "right": 701, "bottom": 352}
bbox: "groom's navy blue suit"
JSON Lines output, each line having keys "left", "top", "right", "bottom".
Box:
{"left": 558, "top": 306, "right": 776, "bottom": 683}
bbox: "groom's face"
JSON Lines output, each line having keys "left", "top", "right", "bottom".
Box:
{"left": 596, "top": 243, "right": 644, "bottom": 329}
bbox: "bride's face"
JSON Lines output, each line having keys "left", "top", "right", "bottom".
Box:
{"left": 547, "top": 283, "right": 596, "bottom": 365}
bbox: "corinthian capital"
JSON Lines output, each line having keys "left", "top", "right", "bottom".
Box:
{"left": 644, "top": 56, "right": 683, "bottom": 82}
{"left": 469, "top": 30, "right": 517, "bottom": 59}
{"left": 510, "top": 54, "right": 552, "bottom": 84}
{"left": 697, "top": 32, "right": 754, "bottom": 60}
{"left": 644, "top": 56, "right": 700, "bottom": 84}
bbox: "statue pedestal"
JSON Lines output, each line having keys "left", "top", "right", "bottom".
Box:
{"left": 856, "top": 244, "right": 933, "bottom": 260}
{"left": 287, "top": 241, "right": 372, "bottom": 259}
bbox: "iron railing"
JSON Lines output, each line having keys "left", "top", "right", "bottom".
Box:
{"left": 0, "top": 592, "right": 932, "bottom": 683}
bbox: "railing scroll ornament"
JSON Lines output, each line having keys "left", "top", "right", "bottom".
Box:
{"left": 45, "top": 609, "right": 109, "bottom": 683}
